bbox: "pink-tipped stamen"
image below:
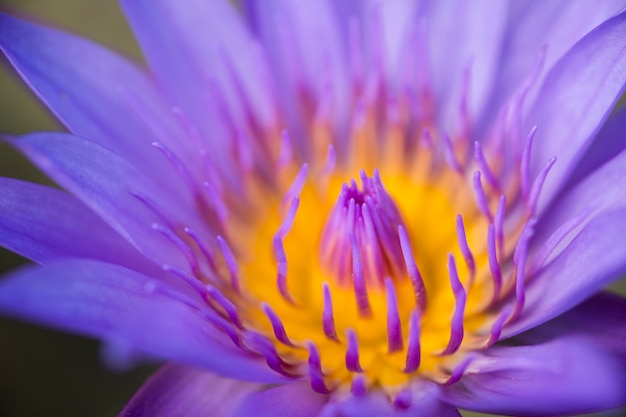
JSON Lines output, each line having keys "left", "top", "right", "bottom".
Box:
{"left": 216, "top": 235, "right": 240, "bottom": 293}
{"left": 202, "top": 310, "right": 246, "bottom": 351}
{"left": 307, "top": 342, "right": 330, "bottom": 394}
{"left": 272, "top": 235, "right": 295, "bottom": 304}
{"left": 183, "top": 227, "right": 217, "bottom": 271}
{"left": 474, "top": 141, "right": 500, "bottom": 192}
{"left": 456, "top": 215, "right": 476, "bottom": 284}
{"left": 283, "top": 163, "right": 308, "bottom": 207}
{"left": 130, "top": 191, "right": 174, "bottom": 229}
{"left": 351, "top": 234, "right": 372, "bottom": 317}
{"left": 322, "top": 283, "right": 339, "bottom": 341}
{"left": 153, "top": 223, "right": 199, "bottom": 275}
{"left": 487, "top": 224, "right": 502, "bottom": 304}
{"left": 246, "top": 332, "right": 295, "bottom": 377}
{"left": 494, "top": 195, "right": 506, "bottom": 256}
{"left": 403, "top": 309, "right": 421, "bottom": 373}
{"left": 384, "top": 277, "right": 404, "bottom": 353}
{"left": 484, "top": 307, "right": 511, "bottom": 348}
{"left": 206, "top": 285, "right": 243, "bottom": 329}
{"left": 161, "top": 264, "right": 206, "bottom": 296}
{"left": 202, "top": 181, "right": 229, "bottom": 223}
{"left": 277, "top": 196, "right": 300, "bottom": 238}
{"left": 262, "top": 303, "right": 295, "bottom": 347}
{"left": 443, "top": 353, "right": 477, "bottom": 386}
{"left": 441, "top": 254, "right": 466, "bottom": 355}
{"left": 346, "top": 328, "right": 364, "bottom": 373}
{"left": 398, "top": 225, "right": 427, "bottom": 312}
{"left": 520, "top": 127, "right": 539, "bottom": 200}
{"left": 472, "top": 171, "right": 493, "bottom": 222}
{"left": 527, "top": 157, "right": 557, "bottom": 215}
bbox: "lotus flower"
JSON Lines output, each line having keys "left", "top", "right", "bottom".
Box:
{"left": 2, "top": 1, "right": 626, "bottom": 416}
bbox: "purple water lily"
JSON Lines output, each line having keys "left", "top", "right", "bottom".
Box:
{"left": 2, "top": 1, "right": 626, "bottom": 416}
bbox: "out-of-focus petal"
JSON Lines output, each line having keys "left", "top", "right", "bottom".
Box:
{"left": 0, "top": 259, "right": 283, "bottom": 383}
{"left": 121, "top": 362, "right": 326, "bottom": 417}
{"left": 0, "top": 13, "right": 193, "bottom": 184}
{"left": 119, "top": 362, "right": 258, "bottom": 417}
{"left": 0, "top": 177, "right": 155, "bottom": 274}
{"left": 503, "top": 208, "right": 626, "bottom": 337}
{"left": 441, "top": 292, "right": 626, "bottom": 416}
{"left": 491, "top": 0, "right": 626, "bottom": 116}
{"left": 9, "top": 132, "right": 202, "bottom": 269}
{"left": 242, "top": 0, "right": 348, "bottom": 150}
{"left": 319, "top": 381, "right": 461, "bottom": 417}
{"left": 119, "top": 0, "right": 274, "bottom": 134}
{"left": 526, "top": 9, "right": 626, "bottom": 210}
{"left": 325, "top": 0, "right": 420, "bottom": 85}
{"left": 232, "top": 382, "right": 328, "bottom": 417}
{"left": 426, "top": 0, "right": 508, "bottom": 126}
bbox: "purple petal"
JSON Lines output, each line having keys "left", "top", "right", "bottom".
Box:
{"left": 0, "top": 13, "right": 194, "bottom": 185}
{"left": 0, "top": 259, "right": 282, "bottom": 383}
{"left": 232, "top": 381, "right": 328, "bottom": 417}
{"left": 441, "top": 292, "right": 626, "bottom": 416}
{"left": 0, "top": 176, "right": 155, "bottom": 274}
{"left": 426, "top": 0, "right": 508, "bottom": 125}
{"left": 119, "top": 362, "right": 259, "bottom": 417}
{"left": 526, "top": 9, "right": 626, "bottom": 211}
{"left": 566, "top": 104, "right": 626, "bottom": 186}
{"left": 9, "top": 132, "right": 202, "bottom": 269}
{"left": 491, "top": 0, "right": 626, "bottom": 116}
{"left": 534, "top": 137, "right": 626, "bottom": 252}
{"left": 503, "top": 208, "right": 626, "bottom": 337}
{"left": 320, "top": 382, "right": 461, "bottom": 417}
{"left": 119, "top": 0, "right": 274, "bottom": 134}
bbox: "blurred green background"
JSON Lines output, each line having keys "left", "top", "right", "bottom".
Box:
{"left": 0, "top": 1, "right": 624, "bottom": 416}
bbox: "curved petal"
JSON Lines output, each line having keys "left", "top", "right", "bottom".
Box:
{"left": 119, "top": 0, "right": 274, "bottom": 132}
{"left": 490, "top": 0, "right": 626, "bottom": 117}
{"left": 503, "top": 208, "right": 626, "bottom": 337}
{"left": 320, "top": 382, "right": 461, "bottom": 417}
{"left": 232, "top": 382, "right": 328, "bottom": 417}
{"left": 526, "top": 9, "right": 626, "bottom": 211}
{"left": 566, "top": 104, "right": 626, "bottom": 187}
{"left": 441, "top": 292, "right": 626, "bottom": 416}
{"left": 0, "top": 259, "right": 283, "bottom": 383}
{"left": 0, "top": 176, "right": 155, "bottom": 274}
{"left": 0, "top": 13, "right": 193, "bottom": 185}
{"left": 9, "top": 132, "right": 202, "bottom": 269}
{"left": 534, "top": 140, "right": 626, "bottom": 252}
{"left": 119, "top": 362, "right": 259, "bottom": 417}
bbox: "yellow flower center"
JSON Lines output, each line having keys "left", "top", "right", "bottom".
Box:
{"left": 208, "top": 93, "right": 531, "bottom": 398}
